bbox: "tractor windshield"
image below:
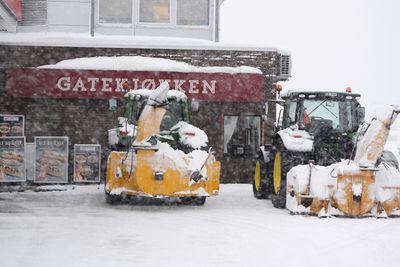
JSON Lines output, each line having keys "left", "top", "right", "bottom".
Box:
{"left": 129, "top": 99, "right": 184, "bottom": 131}
{"left": 160, "top": 101, "right": 184, "bottom": 131}
{"left": 301, "top": 99, "right": 357, "bottom": 132}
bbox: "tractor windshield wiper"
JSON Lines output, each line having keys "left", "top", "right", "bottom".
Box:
{"left": 304, "top": 99, "right": 328, "bottom": 120}
{"left": 322, "top": 104, "right": 338, "bottom": 118}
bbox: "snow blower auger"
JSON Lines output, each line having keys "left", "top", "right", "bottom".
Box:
{"left": 105, "top": 82, "right": 220, "bottom": 205}
{"left": 286, "top": 106, "right": 400, "bottom": 217}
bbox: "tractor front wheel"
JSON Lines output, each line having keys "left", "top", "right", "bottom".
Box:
{"left": 253, "top": 159, "right": 269, "bottom": 199}
{"left": 271, "top": 148, "right": 287, "bottom": 209}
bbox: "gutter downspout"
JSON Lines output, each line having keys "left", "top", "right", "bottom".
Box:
{"left": 90, "top": 0, "right": 95, "bottom": 36}
{"left": 215, "top": 0, "right": 220, "bottom": 42}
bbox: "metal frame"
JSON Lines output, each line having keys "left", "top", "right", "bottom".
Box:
{"left": 0, "top": 136, "right": 26, "bottom": 183}
{"left": 73, "top": 144, "right": 101, "bottom": 183}
{"left": 34, "top": 136, "right": 69, "bottom": 184}
{"left": 0, "top": 114, "right": 25, "bottom": 137}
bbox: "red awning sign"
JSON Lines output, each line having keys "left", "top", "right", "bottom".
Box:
{"left": 6, "top": 68, "right": 264, "bottom": 103}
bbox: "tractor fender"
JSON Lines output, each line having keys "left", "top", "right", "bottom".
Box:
{"left": 276, "top": 128, "right": 314, "bottom": 152}
{"left": 259, "top": 145, "right": 272, "bottom": 163}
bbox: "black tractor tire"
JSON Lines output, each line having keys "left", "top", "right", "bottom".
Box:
{"left": 179, "top": 196, "right": 206, "bottom": 206}
{"left": 270, "top": 138, "right": 293, "bottom": 209}
{"left": 271, "top": 180, "right": 287, "bottom": 209}
{"left": 252, "top": 155, "right": 269, "bottom": 199}
{"left": 105, "top": 191, "right": 121, "bottom": 204}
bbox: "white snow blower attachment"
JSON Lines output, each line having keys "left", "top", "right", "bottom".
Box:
{"left": 287, "top": 106, "right": 400, "bottom": 217}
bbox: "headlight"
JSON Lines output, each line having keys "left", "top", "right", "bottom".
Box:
{"left": 154, "top": 170, "right": 164, "bottom": 181}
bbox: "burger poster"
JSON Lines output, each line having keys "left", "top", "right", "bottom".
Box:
{"left": 0, "top": 137, "right": 26, "bottom": 182}
{"left": 0, "top": 115, "right": 24, "bottom": 137}
{"left": 34, "top": 137, "right": 68, "bottom": 183}
{"left": 73, "top": 144, "right": 101, "bottom": 183}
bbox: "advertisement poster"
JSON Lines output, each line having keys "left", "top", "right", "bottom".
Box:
{"left": 34, "top": 137, "right": 68, "bottom": 183}
{"left": 0, "top": 115, "right": 24, "bottom": 137}
{"left": 0, "top": 137, "right": 26, "bottom": 182}
{"left": 73, "top": 144, "right": 101, "bottom": 183}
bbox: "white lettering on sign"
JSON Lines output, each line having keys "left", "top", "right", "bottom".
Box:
{"left": 202, "top": 80, "right": 216, "bottom": 94}
{"left": 55, "top": 77, "right": 218, "bottom": 95}
{"left": 188, "top": 80, "right": 199, "bottom": 94}
{"left": 115, "top": 78, "right": 128, "bottom": 92}
{"left": 88, "top": 78, "right": 99, "bottom": 92}
{"left": 57, "top": 77, "right": 71, "bottom": 91}
{"left": 72, "top": 77, "right": 87, "bottom": 92}
{"left": 142, "top": 79, "right": 156, "bottom": 90}
{"left": 174, "top": 80, "right": 186, "bottom": 92}
{"left": 101, "top": 78, "right": 113, "bottom": 92}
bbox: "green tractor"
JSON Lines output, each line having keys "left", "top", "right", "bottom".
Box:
{"left": 108, "top": 89, "right": 191, "bottom": 152}
{"left": 253, "top": 90, "right": 365, "bottom": 208}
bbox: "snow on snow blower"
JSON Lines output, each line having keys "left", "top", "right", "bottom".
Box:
{"left": 253, "top": 88, "right": 400, "bottom": 217}
{"left": 105, "top": 82, "right": 220, "bottom": 205}
{"left": 286, "top": 106, "right": 400, "bottom": 217}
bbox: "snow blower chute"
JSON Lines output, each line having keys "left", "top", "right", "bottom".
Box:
{"left": 105, "top": 82, "right": 220, "bottom": 205}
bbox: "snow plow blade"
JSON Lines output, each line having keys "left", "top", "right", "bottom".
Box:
{"left": 105, "top": 150, "right": 220, "bottom": 198}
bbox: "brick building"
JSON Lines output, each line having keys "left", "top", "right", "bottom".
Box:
{"left": 0, "top": 0, "right": 291, "bottom": 183}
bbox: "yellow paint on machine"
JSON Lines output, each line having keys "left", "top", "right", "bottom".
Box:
{"left": 106, "top": 151, "right": 220, "bottom": 197}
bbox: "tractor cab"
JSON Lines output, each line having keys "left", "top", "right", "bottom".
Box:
{"left": 276, "top": 91, "right": 365, "bottom": 165}
{"left": 109, "top": 89, "right": 189, "bottom": 150}
{"left": 279, "top": 91, "right": 365, "bottom": 135}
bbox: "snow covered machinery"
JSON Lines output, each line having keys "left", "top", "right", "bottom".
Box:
{"left": 105, "top": 82, "right": 220, "bottom": 205}
{"left": 253, "top": 89, "right": 400, "bottom": 217}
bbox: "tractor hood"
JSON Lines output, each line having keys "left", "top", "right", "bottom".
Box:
{"left": 277, "top": 127, "right": 313, "bottom": 152}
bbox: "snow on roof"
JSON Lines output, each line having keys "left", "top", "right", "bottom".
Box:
{"left": 38, "top": 55, "right": 262, "bottom": 74}
{"left": 0, "top": 32, "right": 279, "bottom": 52}
{"left": 125, "top": 89, "right": 187, "bottom": 101}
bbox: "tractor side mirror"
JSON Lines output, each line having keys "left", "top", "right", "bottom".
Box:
{"left": 276, "top": 109, "right": 283, "bottom": 130}
{"left": 262, "top": 102, "right": 269, "bottom": 121}
{"left": 356, "top": 106, "right": 365, "bottom": 125}
{"left": 190, "top": 99, "right": 199, "bottom": 112}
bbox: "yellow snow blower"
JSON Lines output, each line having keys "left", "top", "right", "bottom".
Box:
{"left": 105, "top": 82, "right": 220, "bottom": 205}
{"left": 253, "top": 89, "right": 400, "bottom": 217}
{"left": 286, "top": 106, "right": 400, "bottom": 217}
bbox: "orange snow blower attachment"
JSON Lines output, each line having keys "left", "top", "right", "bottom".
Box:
{"left": 287, "top": 106, "right": 400, "bottom": 217}
{"left": 105, "top": 82, "right": 220, "bottom": 204}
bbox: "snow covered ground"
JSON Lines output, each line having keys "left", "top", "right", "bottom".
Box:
{"left": 0, "top": 184, "right": 399, "bottom": 267}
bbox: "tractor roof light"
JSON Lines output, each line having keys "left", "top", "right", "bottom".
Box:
{"left": 346, "top": 87, "right": 352, "bottom": 93}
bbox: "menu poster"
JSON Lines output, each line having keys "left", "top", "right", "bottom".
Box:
{"left": 34, "top": 137, "right": 68, "bottom": 183}
{"left": 0, "top": 137, "right": 26, "bottom": 182}
{"left": 73, "top": 144, "right": 101, "bottom": 183}
{"left": 0, "top": 115, "right": 24, "bottom": 137}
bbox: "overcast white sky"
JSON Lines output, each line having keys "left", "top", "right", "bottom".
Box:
{"left": 220, "top": 0, "right": 400, "bottom": 121}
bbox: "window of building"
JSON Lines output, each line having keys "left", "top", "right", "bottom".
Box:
{"left": 177, "top": 0, "right": 209, "bottom": 26}
{"left": 99, "top": 0, "right": 132, "bottom": 24}
{"left": 224, "top": 115, "right": 261, "bottom": 157}
{"left": 139, "top": 0, "right": 170, "bottom": 24}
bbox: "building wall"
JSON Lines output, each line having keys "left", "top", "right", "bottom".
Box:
{"left": 48, "top": 0, "right": 91, "bottom": 32}
{"left": 14, "top": 0, "right": 218, "bottom": 41}
{"left": 0, "top": 44, "right": 280, "bottom": 183}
